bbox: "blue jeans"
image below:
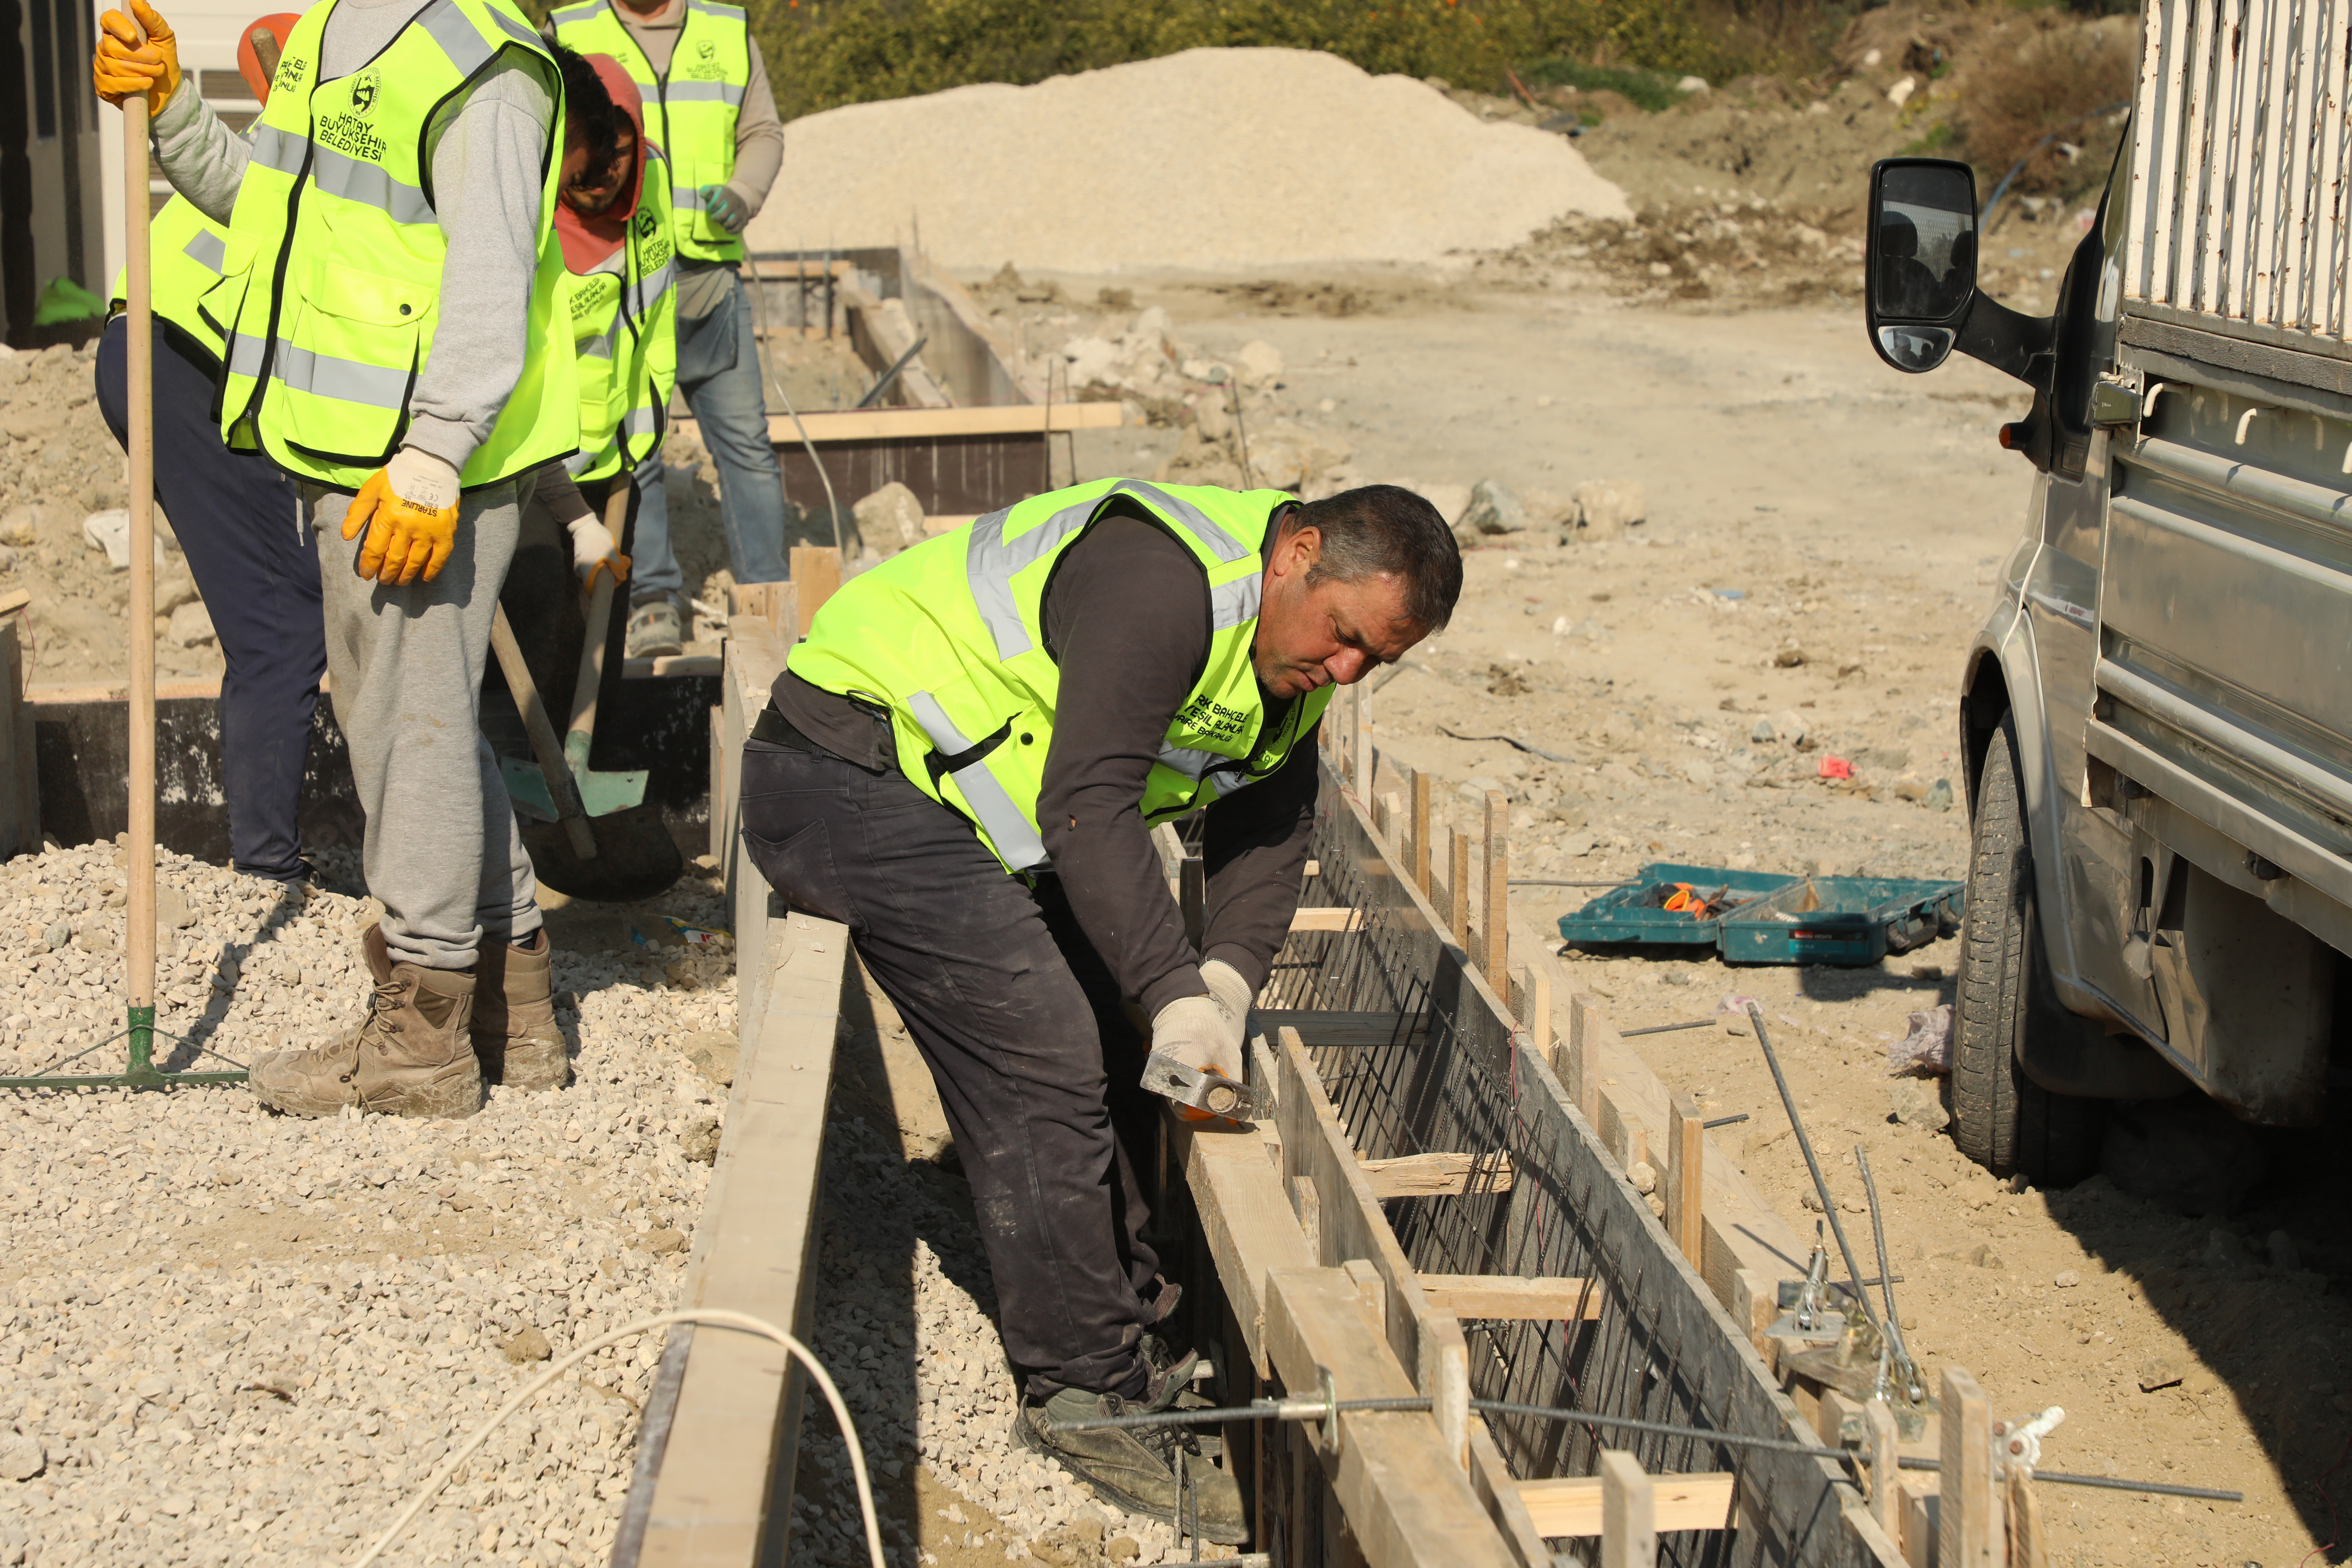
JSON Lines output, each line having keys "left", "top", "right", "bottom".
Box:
{"left": 95, "top": 315, "right": 326, "bottom": 883}
{"left": 630, "top": 267, "right": 788, "bottom": 601}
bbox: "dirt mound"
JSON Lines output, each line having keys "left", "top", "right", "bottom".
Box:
{"left": 749, "top": 47, "right": 1629, "bottom": 272}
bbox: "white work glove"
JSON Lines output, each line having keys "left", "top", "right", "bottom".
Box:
{"left": 565, "top": 513, "right": 630, "bottom": 594}
{"left": 1199, "top": 958, "right": 1254, "bottom": 1045}
{"left": 1153, "top": 959, "right": 1252, "bottom": 1084}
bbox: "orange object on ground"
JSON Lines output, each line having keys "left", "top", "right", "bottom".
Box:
{"left": 1818, "top": 755, "right": 1854, "bottom": 780}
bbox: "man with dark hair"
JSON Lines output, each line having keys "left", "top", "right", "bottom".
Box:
{"left": 737, "top": 479, "right": 1458, "bottom": 1539}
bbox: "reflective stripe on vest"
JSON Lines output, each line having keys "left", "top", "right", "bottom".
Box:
{"left": 213, "top": 0, "right": 577, "bottom": 489}
{"left": 904, "top": 692, "right": 1050, "bottom": 870}
{"left": 786, "top": 480, "right": 1332, "bottom": 874}
{"left": 561, "top": 144, "right": 677, "bottom": 484}
{"left": 111, "top": 197, "right": 233, "bottom": 362}
{"left": 550, "top": 0, "right": 749, "bottom": 263}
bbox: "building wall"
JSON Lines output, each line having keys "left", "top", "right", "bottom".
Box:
{"left": 3, "top": 0, "right": 104, "bottom": 346}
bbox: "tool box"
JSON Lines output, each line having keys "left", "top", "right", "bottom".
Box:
{"left": 1552, "top": 863, "right": 1799, "bottom": 947}
{"left": 1556, "top": 863, "right": 1964, "bottom": 966}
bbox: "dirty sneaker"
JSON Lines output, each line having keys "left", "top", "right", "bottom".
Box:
{"left": 472, "top": 929, "right": 568, "bottom": 1090}
{"left": 248, "top": 925, "right": 481, "bottom": 1119}
{"left": 1014, "top": 1365, "right": 1246, "bottom": 1545}
{"left": 625, "top": 598, "right": 684, "bottom": 659}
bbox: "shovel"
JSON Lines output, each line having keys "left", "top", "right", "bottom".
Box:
{"left": 505, "top": 481, "right": 683, "bottom": 902}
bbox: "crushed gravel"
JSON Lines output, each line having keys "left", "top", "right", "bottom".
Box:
{"left": 0, "top": 842, "right": 741, "bottom": 1567}
{"left": 790, "top": 1112, "right": 1191, "bottom": 1568}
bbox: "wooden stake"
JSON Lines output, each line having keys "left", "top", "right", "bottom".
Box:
{"left": 1449, "top": 828, "right": 1471, "bottom": 951}
{"left": 1940, "top": 1366, "right": 1998, "bottom": 1568}
{"left": 1351, "top": 685, "right": 1372, "bottom": 793}
{"left": 1599, "top": 1451, "right": 1657, "bottom": 1568}
{"left": 1482, "top": 789, "right": 1508, "bottom": 981}
{"left": 1409, "top": 770, "right": 1432, "bottom": 895}
{"left": 1520, "top": 964, "right": 1552, "bottom": 1055}
{"left": 124, "top": 80, "right": 157, "bottom": 1072}
{"left": 1419, "top": 1313, "right": 1471, "bottom": 1472}
{"left": 786, "top": 545, "right": 840, "bottom": 637}
{"left": 1864, "top": 1399, "right": 1900, "bottom": 1529}
{"left": 1665, "top": 1093, "right": 1704, "bottom": 1266}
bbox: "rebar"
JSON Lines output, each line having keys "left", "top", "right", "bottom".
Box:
{"left": 1745, "top": 1003, "right": 1890, "bottom": 1348}
{"left": 1853, "top": 1143, "right": 1924, "bottom": 1403}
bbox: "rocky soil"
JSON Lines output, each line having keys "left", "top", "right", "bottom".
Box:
{"left": 0, "top": 844, "right": 743, "bottom": 1568}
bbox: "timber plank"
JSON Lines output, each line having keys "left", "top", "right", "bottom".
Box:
{"left": 1519, "top": 1472, "right": 1735, "bottom": 1538}
{"left": 1419, "top": 1275, "right": 1605, "bottom": 1321}
{"left": 632, "top": 916, "right": 848, "bottom": 1568}
{"left": 1169, "top": 1115, "right": 1316, "bottom": 1379}
{"left": 1263, "top": 1269, "right": 1521, "bottom": 1568}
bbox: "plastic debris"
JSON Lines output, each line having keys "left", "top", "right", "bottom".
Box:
{"left": 1818, "top": 755, "right": 1854, "bottom": 780}
{"left": 1886, "top": 1004, "right": 1954, "bottom": 1077}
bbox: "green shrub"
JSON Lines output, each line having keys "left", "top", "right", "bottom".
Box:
{"left": 754, "top": 0, "right": 1764, "bottom": 120}
{"left": 1519, "top": 56, "right": 1693, "bottom": 111}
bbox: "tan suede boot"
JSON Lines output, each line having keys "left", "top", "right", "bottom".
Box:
{"left": 472, "top": 929, "right": 568, "bottom": 1091}
{"left": 248, "top": 926, "right": 482, "bottom": 1119}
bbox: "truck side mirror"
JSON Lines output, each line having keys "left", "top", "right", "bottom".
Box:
{"left": 1866, "top": 158, "right": 1979, "bottom": 373}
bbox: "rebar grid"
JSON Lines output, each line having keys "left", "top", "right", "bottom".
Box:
{"left": 1249, "top": 794, "right": 1858, "bottom": 1566}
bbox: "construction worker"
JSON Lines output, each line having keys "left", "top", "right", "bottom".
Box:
{"left": 547, "top": 0, "right": 789, "bottom": 659}
{"left": 91, "top": 11, "right": 324, "bottom": 892}
{"left": 739, "top": 481, "right": 1461, "bottom": 1536}
{"left": 94, "top": 0, "right": 580, "bottom": 1116}
{"left": 549, "top": 46, "right": 675, "bottom": 542}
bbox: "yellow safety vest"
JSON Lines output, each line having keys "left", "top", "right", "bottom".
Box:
{"left": 786, "top": 481, "right": 1331, "bottom": 873}
{"left": 564, "top": 141, "right": 678, "bottom": 483}
{"left": 548, "top": 0, "right": 750, "bottom": 264}
{"left": 208, "top": 0, "right": 578, "bottom": 490}
{"left": 111, "top": 196, "right": 234, "bottom": 364}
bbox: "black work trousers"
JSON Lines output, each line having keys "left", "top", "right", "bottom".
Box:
{"left": 739, "top": 727, "right": 1164, "bottom": 1401}
{"left": 94, "top": 315, "right": 324, "bottom": 883}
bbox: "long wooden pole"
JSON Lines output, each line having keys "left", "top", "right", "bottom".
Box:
{"left": 124, "top": 77, "right": 158, "bottom": 1080}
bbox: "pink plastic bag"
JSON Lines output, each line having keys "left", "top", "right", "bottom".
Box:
{"left": 1818, "top": 755, "right": 1854, "bottom": 781}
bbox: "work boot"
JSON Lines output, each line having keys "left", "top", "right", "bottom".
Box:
{"left": 248, "top": 926, "right": 481, "bottom": 1119}
{"left": 1015, "top": 1359, "right": 1247, "bottom": 1545}
{"left": 472, "top": 929, "right": 569, "bottom": 1091}
{"left": 625, "top": 597, "right": 684, "bottom": 659}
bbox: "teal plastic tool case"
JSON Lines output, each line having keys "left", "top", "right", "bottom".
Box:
{"left": 1556, "top": 863, "right": 1963, "bottom": 966}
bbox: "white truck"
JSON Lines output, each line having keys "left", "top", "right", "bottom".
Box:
{"left": 1865, "top": 0, "right": 2350, "bottom": 1182}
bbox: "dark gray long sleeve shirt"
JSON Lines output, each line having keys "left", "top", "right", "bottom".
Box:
{"left": 771, "top": 511, "right": 1320, "bottom": 1016}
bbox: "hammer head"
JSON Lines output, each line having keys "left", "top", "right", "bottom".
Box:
{"left": 1142, "top": 1051, "right": 1260, "bottom": 1122}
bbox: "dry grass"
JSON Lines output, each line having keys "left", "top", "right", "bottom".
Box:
{"left": 1956, "top": 18, "right": 2135, "bottom": 196}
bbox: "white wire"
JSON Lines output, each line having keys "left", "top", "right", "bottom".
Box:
{"left": 349, "top": 1308, "right": 885, "bottom": 1568}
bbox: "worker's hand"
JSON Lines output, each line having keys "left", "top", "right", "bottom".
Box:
{"left": 1151, "top": 992, "right": 1244, "bottom": 1084}
{"left": 1198, "top": 958, "right": 1254, "bottom": 1040}
{"left": 93, "top": 0, "right": 181, "bottom": 110}
{"left": 698, "top": 183, "right": 752, "bottom": 234}
{"left": 566, "top": 514, "right": 630, "bottom": 594}
{"left": 343, "top": 447, "right": 460, "bottom": 586}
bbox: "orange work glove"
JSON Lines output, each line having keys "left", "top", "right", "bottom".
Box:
{"left": 344, "top": 448, "right": 461, "bottom": 586}
{"left": 93, "top": 0, "right": 182, "bottom": 111}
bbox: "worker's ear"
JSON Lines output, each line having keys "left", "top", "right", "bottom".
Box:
{"left": 1272, "top": 520, "right": 1320, "bottom": 576}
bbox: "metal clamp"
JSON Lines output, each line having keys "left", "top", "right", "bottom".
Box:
{"left": 1143, "top": 1051, "right": 1261, "bottom": 1121}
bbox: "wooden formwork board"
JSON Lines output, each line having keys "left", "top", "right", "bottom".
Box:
{"left": 611, "top": 902, "right": 849, "bottom": 1568}
{"left": 612, "top": 609, "right": 844, "bottom": 1568}
{"left": 1232, "top": 758, "right": 1905, "bottom": 1567}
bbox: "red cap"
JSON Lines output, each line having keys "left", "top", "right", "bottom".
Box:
{"left": 237, "top": 14, "right": 300, "bottom": 104}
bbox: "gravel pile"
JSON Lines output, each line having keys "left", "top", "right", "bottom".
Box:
{"left": 0, "top": 841, "right": 742, "bottom": 1567}
{"left": 751, "top": 47, "right": 1629, "bottom": 273}
{"left": 792, "top": 1113, "right": 1191, "bottom": 1567}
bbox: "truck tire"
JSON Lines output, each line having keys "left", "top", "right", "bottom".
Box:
{"left": 1952, "top": 712, "right": 2106, "bottom": 1185}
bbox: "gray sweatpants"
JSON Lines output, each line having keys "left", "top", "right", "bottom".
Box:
{"left": 305, "top": 482, "right": 542, "bottom": 970}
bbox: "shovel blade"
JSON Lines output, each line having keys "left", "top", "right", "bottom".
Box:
{"left": 521, "top": 801, "right": 683, "bottom": 902}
